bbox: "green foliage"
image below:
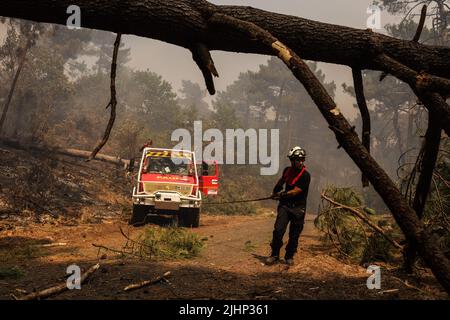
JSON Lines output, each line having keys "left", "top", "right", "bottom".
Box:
{"left": 361, "top": 233, "right": 396, "bottom": 264}
{"left": 315, "top": 185, "right": 401, "bottom": 264}
{"left": 138, "top": 226, "right": 207, "bottom": 260}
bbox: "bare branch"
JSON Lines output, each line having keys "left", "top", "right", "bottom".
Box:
{"left": 124, "top": 271, "right": 171, "bottom": 292}
{"left": 87, "top": 33, "right": 121, "bottom": 161}
{"left": 191, "top": 43, "right": 219, "bottom": 95}
{"left": 412, "top": 5, "right": 428, "bottom": 42}
{"left": 352, "top": 68, "right": 371, "bottom": 187}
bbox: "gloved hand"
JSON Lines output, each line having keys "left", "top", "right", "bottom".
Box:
{"left": 271, "top": 191, "right": 287, "bottom": 200}
{"left": 271, "top": 192, "right": 281, "bottom": 200}
{"left": 279, "top": 191, "right": 288, "bottom": 199}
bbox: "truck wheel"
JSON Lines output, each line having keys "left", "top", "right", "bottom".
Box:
{"left": 178, "top": 208, "right": 200, "bottom": 228}
{"left": 129, "top": 204, "right": 148, "bottom": 226}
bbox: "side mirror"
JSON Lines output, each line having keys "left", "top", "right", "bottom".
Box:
{"left": 202, "top": 161, "right": 209, "bottom": 176}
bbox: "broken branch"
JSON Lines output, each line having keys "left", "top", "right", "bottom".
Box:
{"left": 412, "top": 5, "right": 427, "bottom": 43}
{"left": 321, "top": 193, "right": 403, "bottom": 250}
{"left": 191, "top": 43, "right": 219, "bottom": 95}
{"left": 88, "top": 33, "right": 121, "bottom": 161}
{"left": 124, "top": 271, "right": 171, "bottom": 292}
{"left": 16, "top": 263, "right": 100, "bottom": 300}
{"left": 352, "top": 68, "right": 371, "bottom": 187}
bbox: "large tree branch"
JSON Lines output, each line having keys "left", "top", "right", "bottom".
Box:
{"left": 1, "top": 0, "right": 450, "bottom": 79}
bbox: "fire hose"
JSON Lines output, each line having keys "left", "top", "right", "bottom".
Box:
{"left": 203, "top": 196, "right": 273, "bottom": 205}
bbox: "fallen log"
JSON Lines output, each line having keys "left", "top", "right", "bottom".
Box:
{"left": 15, "top": 263, "right": 100, "bottom": 300}
{"left": 124, "top": 271, "right": 171, "bottom": 292}
{"left": 0, "top": 138, "right": 132, "bottom": 168}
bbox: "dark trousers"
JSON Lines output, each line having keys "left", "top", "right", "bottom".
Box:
{"left": 270, "top": 204, "right": 306, "bottom": 259}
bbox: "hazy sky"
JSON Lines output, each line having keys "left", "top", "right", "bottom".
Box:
{"left": 0, "top": 0, "right": 406, "bottom": 119}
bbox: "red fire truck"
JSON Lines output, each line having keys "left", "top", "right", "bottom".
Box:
{"left": 130, "top": 148, "right": 219, "bottom": 227}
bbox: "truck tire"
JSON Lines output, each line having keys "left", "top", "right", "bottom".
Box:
{"left": 178, "top": 208, "right": 200, "bottom": 228}
{"left": 129, "top": 204, "right": 148, "bottom": 226}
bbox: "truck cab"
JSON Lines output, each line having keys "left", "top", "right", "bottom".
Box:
{"left": 130, "top": 148, "right": 219, "bottom": 227}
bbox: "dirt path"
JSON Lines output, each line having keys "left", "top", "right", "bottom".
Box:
{"left": 0, "top": 213, "right": 446, "bottom": 299}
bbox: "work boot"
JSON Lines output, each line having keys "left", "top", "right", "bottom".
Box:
{"left": 285, "top": 257, "right": 294, "bottom": 266}
{"left": 265, "top": 256, "right": 279, "bottom": 265}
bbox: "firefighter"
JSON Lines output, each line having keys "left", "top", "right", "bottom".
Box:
{"left": 266, "top": 146, "right": 311, "bottom": 266}
{"left": 140, "top": 139, "right": 153, "bottom": 152}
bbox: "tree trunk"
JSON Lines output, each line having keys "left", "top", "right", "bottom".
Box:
{"left": 0, "top": 40, "right": 31, "bottom": 136}
{"left": 0, "top": 138, "right": 131, "bottom": 167}
{"left": 404, "top": 112, "right": 442, "bottom": 272}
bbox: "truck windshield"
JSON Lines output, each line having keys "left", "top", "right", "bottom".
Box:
{"left": 144, "top": 155, "right": 193, "bottom": 176}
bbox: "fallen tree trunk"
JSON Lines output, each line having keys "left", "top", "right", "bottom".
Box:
{"left": 1, "top": 0, "right": 450, "bottom": 79}
{"left": 0, "top": 138, "right": 131, "bottom": 167}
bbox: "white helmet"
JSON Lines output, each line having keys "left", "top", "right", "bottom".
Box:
{"left": 288, "top": 146, "right": 306, "bottom": 159}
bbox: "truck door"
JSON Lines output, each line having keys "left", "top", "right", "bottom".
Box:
{"left": 198, "top": 161, "right": 219, "bottom": 195}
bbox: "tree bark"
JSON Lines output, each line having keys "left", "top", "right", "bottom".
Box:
{"left": 352, "top": 68, "right": 371, "bottom": 187}
{"left": 1, "top": 138, "right": 131, "bottom": 167}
